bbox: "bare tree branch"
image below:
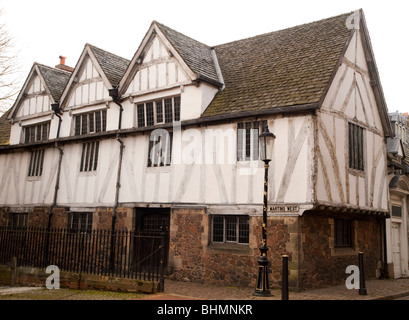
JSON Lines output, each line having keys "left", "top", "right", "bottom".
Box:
{"left": 0, "top": 8, "right": 21, "bottom": 115}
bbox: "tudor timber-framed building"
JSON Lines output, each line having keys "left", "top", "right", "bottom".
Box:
{"left": 0, "top": 10, "right": 394, "bottom": 290}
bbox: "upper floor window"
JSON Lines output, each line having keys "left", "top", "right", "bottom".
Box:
{"left": 80, "top": 141, "right": 100, "bottom": 172}
{"left": 24, "top": 122, "right": 50, "bottom": 143}
{"left": 74, "top": 109, "right": 107, "bottom": 136}
{"left": 148, "top": 131, "right": 173, "bottom": 167}
{"left": 348, "top": 122, "right": 364, "bottom": 171}
{"left": 28, "top": 149, "right": 45, "bottom": 177}
{"left": 136, "top": 96, "right": 181, "bottom": 128}
{"left": 237, "top": 120, "right": 267, "bottom": 161}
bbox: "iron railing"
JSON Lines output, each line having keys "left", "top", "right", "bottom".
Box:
{"left": 0, "top": 227, "right": 166, "bottom": 285}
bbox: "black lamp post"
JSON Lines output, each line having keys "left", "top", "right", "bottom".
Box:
{"left": 254, "top": 125, "right": 276, "bottom": 297}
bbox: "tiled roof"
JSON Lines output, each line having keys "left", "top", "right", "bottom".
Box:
{"left": 202, "top": 12, "right": 352, "bottom": 117}
{"left": 36, "top": 64, "right": 71, "bottom": 102}
{"left": 0, "top": 109, "right": 11, "bottom": 145}
{"left": 88, "top": 44, "right": 130, "bottom": 87}
{"left": 155, "top": 22, "right": 222, "bottom": 87}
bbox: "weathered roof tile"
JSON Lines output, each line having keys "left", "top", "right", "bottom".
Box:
{"left": 36, "top": 64, "right": 71, "bottom": 102}
{"left": 0, "top": 109, "right": 11, "bottom": 145}
{"left": 202, "top": 12, "right": 353, "bottom": 117}
{"left": 155, "top": 22, "right": 221, "bottom": 87}
{"left": 88, "top": 44, "right": 130, "bottom": 87}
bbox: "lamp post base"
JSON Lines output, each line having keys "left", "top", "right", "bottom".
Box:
{"left": 254, "top": 290, "right": 272, "bottom": 297}
{"left": 254, "top": 257, "right": 272, "bottom": 297}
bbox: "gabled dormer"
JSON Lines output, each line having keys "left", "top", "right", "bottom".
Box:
{"left": 6, "top": 63, "right": 71, "bottom": 145}
{"left": 57, "top": 44, "right": 130, "bottom": 136}
{"left": 59, "top": 44, "right": 129, "bottom": 112}
{"left": 119, "top": 21, "right": 223, "bottom": 122}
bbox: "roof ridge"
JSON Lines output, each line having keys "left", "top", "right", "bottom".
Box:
{"left": 154, "top": 21, "right": 222, "bottom": 87}
{"left": 203, "top": 10, "right": 355, "bottom": 118}
{"left": 154, "top": 21, "right": 213, "bottom": 49}
{"left": 86, "top": 43, "right": 131, "bottom": 87}
{"left": 86, "top": 43, "right": 131, "bottom": 63}
{"left": 34, "top": 62, "right": 72, "bottom": 75}
{"left": 213, "top": 11, "right": 355, "bottom": 48}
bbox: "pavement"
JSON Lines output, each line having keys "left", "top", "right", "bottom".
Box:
{"left": 1, "top": 277, "right": 409, "bottom": 300}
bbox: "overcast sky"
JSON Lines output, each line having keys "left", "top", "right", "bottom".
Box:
{"left": 1, "top": 0, "right": 408, "bottom": 114}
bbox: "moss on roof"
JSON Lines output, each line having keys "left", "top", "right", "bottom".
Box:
{"left": 0, "top": 109, "right": 11, "bottom": 145}
{"left": 202, "top": 12, "right": 353, "bottom": 117}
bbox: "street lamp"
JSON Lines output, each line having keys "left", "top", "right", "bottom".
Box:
{"left": 254, "top": 124, "right": 276, "bottom": 297}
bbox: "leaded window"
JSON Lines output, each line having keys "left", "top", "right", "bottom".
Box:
{"left": 74, "top": 110, "right": 107, "bottom": 136}
{"left": 136, "top": 96, "right": 181, "bottom": 128}
{"left": 348, "top": 123, "right": 364, "bottom": 171}
{"left": 212, "top": 216, "right": 249, "bottom": 244}
{"left": 80, "top": 141, "right": 99, "bottom": 172}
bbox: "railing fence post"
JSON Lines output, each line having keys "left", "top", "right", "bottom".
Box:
{"left": 359, "top": 251, "right": 367, "bottom": 295}
{"left": 282, "top": 255, "right": 289, "bottom": 300}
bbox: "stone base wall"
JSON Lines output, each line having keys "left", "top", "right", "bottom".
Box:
{"left": 299, "top": 213, "right": 383, "bottom": 290}
{"left": 167, "top": 208, "right": 299, "bottom": 289}
{"left": 0, "top": 205, "right": 385, "bottom": 291}
{"left": 0, "top": 206, "right": 134, "bottom": 230}
{"left": 167, "top": 208, "right": 384, "bottom": 291}
{"left": 0, "top": 265, "right": 159, "bottom": 293}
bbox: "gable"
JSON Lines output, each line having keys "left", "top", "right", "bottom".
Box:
{"left": 119, "top": 21, "right": 222, "bottom": 97}
{"left": 124, "top": 34, "right": 190, "bottom": 96}
{"left": 19, "top": 72, "right": 50, "bottom": 117}
{"left": 64, "top": 54, "right": 110, "bottom": 109}
{"left": 321, "top": 28, "right": 388, "bottom": 136}
{"left": 8, "top": 63, "right": 70, "bottom": 121}
{"left": 12, "top": 69, "right": 52, "bottom": 120}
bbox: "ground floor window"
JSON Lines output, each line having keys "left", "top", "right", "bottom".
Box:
{"left": 69, "top": 212, "right": 93, "bottom": 233}
{"left": 334, "top": 219, "right": 353, "bottom": 248}
{"left": 9, "top": 213, "right": 28, "bottom": 228}
{"left": 212, "top": 215, "right": 249, "bottom": 244}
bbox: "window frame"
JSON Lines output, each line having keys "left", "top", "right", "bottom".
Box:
{"left": 23, "top": 122, "right": 50, "bottom": 144}
{"left": 135, "top": 96, "right": 181, "bottom": 128}
{"left": 211, "top": 215, "right": 250, "bottom": 245}
{"left": 348, "top": 122, "right": 365, "bottom": 172}
{"left": 28, "top": 149, "right": 45, "bottom": 177}
{"left": 74, "top": 109, "right": 107, "bottom": 136}
{"left": 147, "top": 131, "right": 173, "bottom": 168}
{"left": 334, "top": 218, "right": 353, "bottom": 249}
{"left": 9, "top": 213, "right": 28, "bottom": 228}
{"left": 79, "top": 141, "right": 100, "bottom": 172}
{"left": 68, "top": 212, "right": 93, "bottom": 234}
{"left": 237, "top": 120, "right": 267, "bottom": 162}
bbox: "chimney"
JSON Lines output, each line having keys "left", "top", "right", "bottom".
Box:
{"left": 55, "top": 56, "right": 74, "bottom": 72}
{"left": 59, "top": 56, "right": 66, "bottom": 65}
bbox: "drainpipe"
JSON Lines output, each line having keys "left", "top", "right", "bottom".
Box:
{"left": 45, "top": 104, "right": 64, "bottom": 264}
{"left": 48, "top": 103, "right": 64, "bottom": 230}
{"left": 109, "top": 134, "right": 125, "bottom": 272}
{"left": 107, "top": 87, "right": 125, "bottom": 231}
{"left": 51, "top": 102, "right": 63, "bottom": 139}
{"left": 382, "top": 217, "right": 389, "bottom": 279}
{"left": 108, "top": 87, "right": 123, "bottom": 130}
{"left": 112, "top": 134, "right": 125, "bottom": 227}
{"left": 107, "top": 88, "right": 125, "bottom": 270}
